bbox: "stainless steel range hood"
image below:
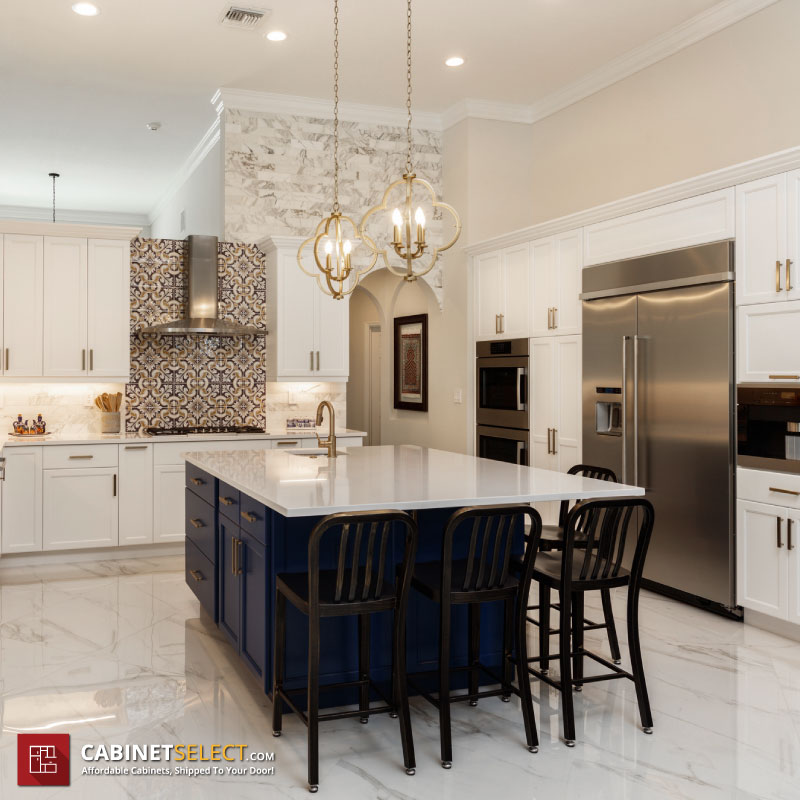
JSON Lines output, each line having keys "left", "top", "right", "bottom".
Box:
{"left": 143, "top": 235, "right": 266, "bottom": 336}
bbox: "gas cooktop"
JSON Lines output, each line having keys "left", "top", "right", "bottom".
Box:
{"left": 144, "top": 425, "right": 266, "bottom": 437}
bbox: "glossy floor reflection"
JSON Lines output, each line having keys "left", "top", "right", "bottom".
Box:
{"left": 0, "top": 555, "right": 798, "bottom": 799}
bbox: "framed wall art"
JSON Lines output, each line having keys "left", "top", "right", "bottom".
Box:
{"left": 393, "top": 313, "right": 428, "bottom": 412}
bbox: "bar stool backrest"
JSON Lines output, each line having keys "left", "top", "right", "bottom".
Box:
{"left": 442, "top": 505, "right": 542, "bottom": 594}
{"left": 562, "top": 498, "right": 654, "bottom": 588}
{"left": 308, "top": 510, "right": 418, "bottom": 605}
{"left": 557, "top": 464, "right": 618, "bottom": 531}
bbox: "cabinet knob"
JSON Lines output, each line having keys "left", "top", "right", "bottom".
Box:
{"left": 219, "top": 496, "right": 235, "bottom": 506}
{"left": 191, "top": 477, "right": 205, "bottom": 486}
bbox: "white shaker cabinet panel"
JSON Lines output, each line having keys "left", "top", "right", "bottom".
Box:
{"left": 315, "top": 288, "right": 348, "bottom": 378}
{"left": 43, "top": 237, "right": 88, "bottom": 376}
{"left": 3, "top": 234, "right": 43, "bottom": 376}
{"left": 786, "top": 169, "right": 800, "bottom": 302}
{"left": 1, "top": 447, "right": 42, "bottom": 553}
{"left": 474, "top": 250, "right": 504, "bottom": 340}
{"left": 738, "top": 301, "right": 800, "bottom": 383}
{"left": 87, "top": 239, "right": 130, "bottom": 377}
{"left": 118, "top": 443, "right": 154, "bottom": 546}
{"left": 43, "top": 467, "right": 118, "bottom": 550}
{"left": 736, "top": 500, "right": 788, "bottom": 619}
{"left": 277, "top": 250, "right": 317, "bottom": 377}
{"left": 501, "top": 243, "right": 531, "bottom": 339}
{"left": 554, "top": 231, "right": 583, "bottom": 336}
{"left": 736, "top": 175, "right": 787, "bottom": 306}
{"left": 153, "top": 464, "right": 186, "bottom": 543}
{"left": 789, "top": 513, "right": 800, "bottom": 626}
{"left": 531, "top": 239, "right": 554, "bottom": 338}
{"left": 554, "top": 335, "right": 582, "bottom": 470}
{"left": 530, "top": 337, "right": 557, "bottom": 473}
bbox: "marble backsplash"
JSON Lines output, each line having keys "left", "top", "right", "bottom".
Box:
{"left": 265, "top": 381, "right": 347, "bottom": 433}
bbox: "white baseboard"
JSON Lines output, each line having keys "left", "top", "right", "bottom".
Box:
{"left": 744, "top": 609, "right": 800, "bottom": 643}
{"left": 0, "top": 542, "right": 183, "bottom": 569}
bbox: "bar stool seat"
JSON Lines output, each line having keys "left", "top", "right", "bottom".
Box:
{"left": 411, "top": 559, "right": 520, "bottom": 603}
{"left": 529, "top": 551, "right": 630, "bottom": 590}
{"left": 276, "top": 570, "right": 396, "bottom": 615}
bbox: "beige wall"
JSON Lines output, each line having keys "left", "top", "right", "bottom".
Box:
{"left": 529, "top": 0, "right": 800, "bottom": 222}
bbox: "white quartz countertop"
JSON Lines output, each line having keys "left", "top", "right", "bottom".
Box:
{"left": 0, "top": 428, "right": 366, "bottom": 448}
{"left": 184, "top": 444, "right": 645, "bottom": 517}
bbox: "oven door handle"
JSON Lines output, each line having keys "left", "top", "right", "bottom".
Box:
{"left": 517, "top": 367, "right": 527, "bottom": 411}
{"left": 516, "top": 440, "right": 526, "bottom": 465}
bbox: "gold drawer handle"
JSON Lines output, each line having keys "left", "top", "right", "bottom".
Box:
{"left": 769, "top": 375, "right": 800, "bottom": 380}
{"left": 190, "top": 518, "right": 205, "bottom": 528}
{"left": 769, "top": 486, "right": 800, "bottom": 497}
{"left": 241, "top": 511, "right": 258, "bottom": 523}
{"left": 125, "top": 445, "right": 147, "bottom": 451}
{"left": 189, "top": 569, "right": 203, "bottom": 582}
{"left": 191, "top": 477, "right": 204, "bottom": 486}
{"left": 69, "top": 454, "right": 94, "bottom": 460}
{"left": 219, "top": 496, "right": 235, "bottom": 506}
{"left": 276, "top": 441, "right": 299, "bottom": 446}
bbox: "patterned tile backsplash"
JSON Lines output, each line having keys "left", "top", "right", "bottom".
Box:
{"left": 125, "top": 238, "right": 267, "bottom": 432}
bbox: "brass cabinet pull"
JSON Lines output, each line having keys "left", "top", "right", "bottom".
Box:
{"left": 236, "top": 539, "right": 244, "bottom": 575}
{"left": 553, "top": 307, "right": 558, "bottom": 329}
{"left": 552, "top": 428, "right": 558, "bottom": 454}
{"left": 125, "top": 445, "right": 147, "bottom": 450}
{"left": 777, "top": 516, "right": 784, "bottom": 548}
{"left": 69, "top": 454, "right": 94, "bottom": 459}
{"left": 190, "top": 569, "right": 203, "bottom": 582}
{"left": 89, "top": 349, "right": 94, "bottom": 371}
{"left": 546, "top": 428, "right": 552, "bottom": 454}
{"left": 190, "top": 518, "right": 204, "bottom": 528}
{"left": 191, "top": 477, "right": 204, "bottom": 486}
{"left": 231, "top": 537, "right": 237, "bottom": 575}
{"left": 219, "top": 496, "right": 234, "bottom": 506}
{"left": 789, "top": 519, "right": 795, "bottom": 551}
{"left": 4, "top": 348, "right": 7, "bottom": 371}
{"left": 777, "top": 260, "right": 783, "bottom": 292}
{"left": 547, "top": 308, "right": 552, "bottom": 329}
{"left": 112, "top": 474, "right": 117, "bottom": 496}
{"left": 787, "top": 259, "right": 794, "bottom": 292}
{"left": 310, "top": 350, "right": 314, "bottom": 370}
{"left": 769, "top": 375, "right": 800, "bottom": 380}
{"left": 769, "top": 486, "right": 800, "bottom": 496}
{"left": 499, "top": 313, "right": 504, "bottom": 334}
{"left": 275, "top": 441, "right": 299, "bottom": 447}
{"left": 495, "top": 314, "right": 500, "bottom": 334}
{"left": 316, "top": 351, "right": 320, "bottom": 371}
{"left": 82, "top": 349, "right": 86, "bottom": 370}
{"left": 241, "top": 511, "right": 258, "bottom": 523}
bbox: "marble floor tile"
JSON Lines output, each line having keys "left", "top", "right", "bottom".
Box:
{"left": 0, "top": 557, "right": 798, "bottom": 799}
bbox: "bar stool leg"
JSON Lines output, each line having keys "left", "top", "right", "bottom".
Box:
{"left": 308, "top": 613, "right": 321, "bottom": 792}
{"left": 439, "top": 599, "right": 453, "bottom": 768}
{"left": 501, "top": 597, "right": 513, "bottom": 701}
{"left": 558, "top": 588, "right": 576, "bottom": 746}
{"left": 601, "top": 589, "right": 622, "bottom": 664}
{"left": 572, "top": 592, "right": 584, "bottom": 692}
{"left": 358, "top": 614, "right": 371, "bottom": 723}
{"left": 538, "top": 583, "right": 551, "bottom": 674}
{"left": 514, "top": 588, "right": 539, "bottom": 753}
{"left": 272, "top": 590, "right": 286, "bottom": 737}
{"left": 627, "top": 581, "right": 654, "bottom": 733}
{"left": 468, "top": 603, "right": 481, "bottom": 706}
{"left": 393, "top": 608, "right": 416, "bottom": 774}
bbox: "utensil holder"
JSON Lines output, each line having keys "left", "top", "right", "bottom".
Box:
{"left": 101, "top": 412, "right": 121, "bottom": 434}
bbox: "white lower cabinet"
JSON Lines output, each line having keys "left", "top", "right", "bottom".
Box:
{"left": 153, "top": 464, "right": 186, "bottom": 544}
{"left": 43, "top": 468, "right": 118, "bottom": 550}
{"left": 1, "top": 447, "right": 42, "bottom": 553}
{"left": 118, "top": 443, "right": 153, "bottom": 546}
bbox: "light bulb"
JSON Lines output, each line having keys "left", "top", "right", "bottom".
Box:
{"left": 324, "top": 240, "right": 333, "bottom": 255}
{"left": 343, "top": 240, "right": 352, "bottom": 255}
{"left": 392, "top": 208, "right": 403, "bottom": 227}
{"left": 415, "top": 207, "right": 426, "bottom": 227}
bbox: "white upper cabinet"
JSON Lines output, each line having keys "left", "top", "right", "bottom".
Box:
{"left": 786, "top": 169, "right": 800, "bottom": 302}
{"left": 261, "top": 236, "right": 348, "bottom": 381}
{"left": 736, "top": 175, "right": 789, "bottom": 305}
{"left": 474, "top": 243, "right": 530, "bottom": 340}
{"left": 531, "top": 229, "right": 582, "bottom": 337}
{"left": 43, "top": 237, "right": 88, "bottom": 376}
{"left": 3, "top": 234, "right": 43, "bottom": 377}
{"left": 738, "top": 300, "right": 800, "bottom": 383}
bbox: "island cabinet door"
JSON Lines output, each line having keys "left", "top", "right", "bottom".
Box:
{"left": 239, "top": 529, "right": 268, "bottom": 683}
{"left": 218, "top": 518, "right": 241, "bottom": 647}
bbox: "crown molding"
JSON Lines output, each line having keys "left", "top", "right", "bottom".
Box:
{"left": 440, "top": 99, "right": 534, "bottom": 130}
{"left": 0, "top": 217, "right": 143, "bottom": 239}
{"left": 257, "top": 234, "right": 306, "bottom": 254}
{"left": 218, "top": 88, "right": 443, "bottom": 131}
{"left": 464, "top": 144, "right": 800, "bottom": 255}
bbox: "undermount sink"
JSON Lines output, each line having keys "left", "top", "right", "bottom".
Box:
{"left": 288, "top": 447, "right": 331, "bottom": 458}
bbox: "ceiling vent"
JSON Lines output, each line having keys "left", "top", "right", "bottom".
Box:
{"left": 219, "top": 5, "right": 270, "bottom": 30}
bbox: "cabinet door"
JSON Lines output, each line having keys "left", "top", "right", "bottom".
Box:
{"left": 218, "top": 519, "right": 241, "bottom": 647}
{"left": 554, "top": 335, "right": 582, "bottom": 471}
{"left": 530, "top": 337, "right": 557, "bottom": 471}
{"left": 153, "top": 464, "right": 185, "bottom": 543}
{"left": 118, "top": 444, "right": 154, "bottom": 545}
{"left": 501, "top": 243, "right": 531, "bottom": 339}
{"left": 43, "top": 237, "right": 87, "bottom": 376}
{"left": 789, "top": 513, "right": 800, "bottom": 626}
{"left": 736, "top": 175, "right": 787, "bottom": 306}
{"left": 786, "top": 170, "right": 800, "bottom": 302}
{"left": 277, "top": 251, "right": 317, "bottom": 377}
{"left": 3, "top": 234, "right": 43, "bottom": 376}
{"left": 553, "top": 230, "right": 583, "bottom": 336}
{"left": 736, "top": 500, "right": 788, "bottom": 619}
{"left": 315, "top": 288, "right": 348, "bottom": 378}
{"left": 87, "top": 239, "right": 130, "bottom": 377}
{"left": 474, "top": 251, "right": 504, "bottom": 340}
{"left": 530, "top": 238, "right": 554, "bottom": 338}
{"left": 1, "top": 447, "right": 42, "bottom": 553}
{"left": 239, "top": 529, "right": 268, "bottom": 681}
{"left": 738, "top": 301, "right": 800, "bottom": 383}
{"left": 43, "top": 468, "right": 118, "bottom": 550}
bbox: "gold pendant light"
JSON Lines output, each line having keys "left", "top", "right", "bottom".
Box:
{"left": 360, "top": 0, "right": 461, "bottom": 282}
{"left": 297, "top": 0, "right": 377, "bottom": 299}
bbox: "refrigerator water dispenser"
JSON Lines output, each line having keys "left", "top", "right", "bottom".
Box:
{"left": 595, "top": 401, "right": 622, "bottom": 436}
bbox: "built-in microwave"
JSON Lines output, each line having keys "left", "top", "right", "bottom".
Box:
{"left": 477, "top": 424, "right": 529, "bottom": 466}
{"left": 738, "top": 386, "right": 800, "bottom": 474}
{"left": 476, "top": 339, "right": 529, "bottom": 430}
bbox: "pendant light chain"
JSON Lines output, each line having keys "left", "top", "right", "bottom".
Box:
{"left": 48, "top": 172, "right": 60, "bottom": 223}
{"left": 332, "top": 0, "right": 341, "bottom": 214}
{"left": 405, "top": 0, "right": 413, "bottom": 174}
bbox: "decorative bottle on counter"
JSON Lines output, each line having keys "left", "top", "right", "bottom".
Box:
{"left": 35, "top": 414, "right": 46, "bottom": 434}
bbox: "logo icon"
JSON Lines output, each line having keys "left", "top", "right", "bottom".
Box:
{"left": 18, "top": 734, "right": 70, "bottom": 786}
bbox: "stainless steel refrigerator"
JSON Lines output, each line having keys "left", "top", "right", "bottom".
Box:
{"left": 582, "top": 242, "right": 738, "bottom": 614}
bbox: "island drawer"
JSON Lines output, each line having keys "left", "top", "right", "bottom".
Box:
{"left": 218, "top": 481, "right": 241, "bottom": 524}
{"left": 239, "top": 495, "right": 267, "bottom": 546}
{"left": 186, "top": 463, "right": 215, "bottom": 505}
{"left": 185, "top": 538, "right": 217, "bottom": 621}
{"left": 185, "top": 489, "right": 216, "bottom": 562}
{"left": 738, "top": 467, "right": 800, "bottom": 509}
{"left": 43, "top": 444, "right": 118, "bottom": 469}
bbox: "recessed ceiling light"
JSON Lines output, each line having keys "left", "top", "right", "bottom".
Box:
{"left": 445, "top": 56, "right": 464, "bottom": 67}
{"left": 72, "top": 2, "right": 100, "bottom": 16}
{"left": 146, "top": 122, "right": 161, "bottom": 132}
{"left": 266, "top": 30, "right": 287, "bottom": 41}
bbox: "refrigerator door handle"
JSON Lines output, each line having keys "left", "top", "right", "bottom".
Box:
{"left": 621, "top": 335, "right": 631, "bottom": 483}
{"left": 633, "top": 334, "right": 641, "bottom": 486}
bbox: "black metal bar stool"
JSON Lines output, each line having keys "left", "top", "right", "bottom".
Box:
{"left": 528, "top": 497, "right": 655, "bottom": 746}
{"left": 407, "top": 504, "right": 542, "bottom": 768}
{"left": 272, "top": 509, "right": 418, "bottom": 793}
{"left": 531, "top": 464, "right": 622, "bottom": 673}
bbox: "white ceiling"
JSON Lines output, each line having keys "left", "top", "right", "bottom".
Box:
{"left": 0, "top": 0, "right": 743, "bottom": 216}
